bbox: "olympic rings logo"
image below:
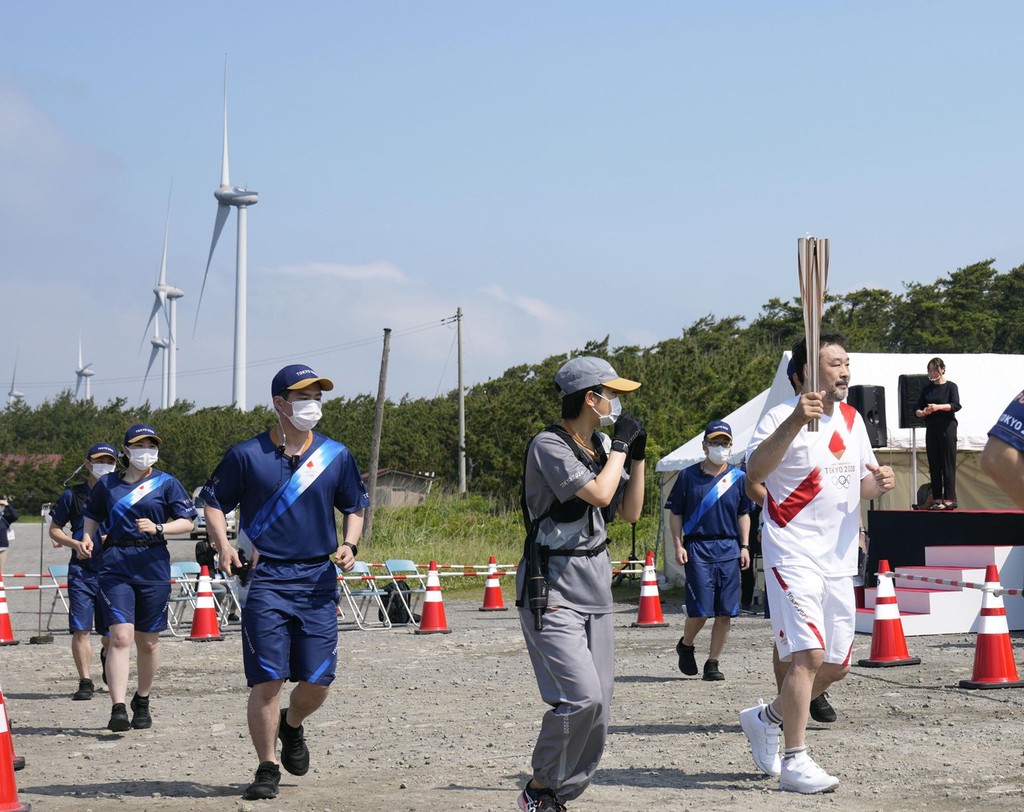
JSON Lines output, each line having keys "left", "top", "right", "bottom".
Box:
{"left": 831, "top": 474, "right": 851, "bottom": 489}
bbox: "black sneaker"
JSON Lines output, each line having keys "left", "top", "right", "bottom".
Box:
{"left": 73, "top": 678, "right": 95, "bottom": 701}
{"left": 675, "top": 639, "right": 698, "bottom": 676}
{"left": 517, "top": 786, "right": 567, "bottom": 811}
{"left": 100, "top": 647, "right": 108, "bottom": 686}
{"left": 12, "top": 755, "right": 24, "bottom": 771}
{"left": 809, "top": 692, "right": 837, "bottom": 723}
{"left": 702, "top": 659, "right": 725, "bottom": 681}
{"left": 243, "top": 761, "right": 281, "bottom": 800}
{"left": 130, "top": 692, "right": 152, "bottom": 729}
{"left": 278, "top": 708, "right": 309, "bottom": 776}
{"left": 107, "top": 703, "right": 130, "bottom": 732}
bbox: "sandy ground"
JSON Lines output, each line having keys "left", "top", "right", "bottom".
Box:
{"left": 1, "top": 531, "right": 1023, "bottom": 811}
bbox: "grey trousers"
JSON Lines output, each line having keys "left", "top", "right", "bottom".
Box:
{"left": 518, "top": 606, "right": 615, "bottom": 802}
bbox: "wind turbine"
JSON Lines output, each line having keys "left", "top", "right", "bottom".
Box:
{"left": 194, "top": 63, "right": 258, "bottom": 410}
{"left": 141, "top": 317, "right": 169, "bottom": 408}
{"left": 142, "top": 187, "right": 185, "bottom": 407}
{"left": 7, "top": 350, "right": 24, "bottom": 406}
{"left": 75, "top": 337, "right": 95, "bottom": 400}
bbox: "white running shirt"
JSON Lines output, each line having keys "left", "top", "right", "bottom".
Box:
{"left": 748, "top": 397, "right": 877, "bottom": 577}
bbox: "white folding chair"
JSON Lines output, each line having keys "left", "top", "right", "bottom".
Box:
{"left": 339, "top": 561, "right": 391, "bottom": 631}
{"left": 383, "top": 559, "right": 428, "bottom": 627}
{"left": 167, "top": 562, "right": 199, "bottom": 636}
{"left": 46, "top": 564, "right": 70, "bottom": 631}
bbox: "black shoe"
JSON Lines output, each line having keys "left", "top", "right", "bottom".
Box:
{"left": 73, "top": 678, "right": 95, "bottom": 701}
{"left": 130, "top": 692, "right": 152, "bottom": 729}
{"left": 278, "top": 708, "right": 309, "bottom": 776}
{"left": 676, "top": 639, "right": 698, "bottom": 676}
{"left": 100, "top": 647, "right": 108, "bottom": 685}
{"left": 107, "top": 703, "right": 130, "bottom": 732}
{"left": 12, "top": 755, "right": 24, "bottom": 771}
{"left": 243, "top": 761, "right": 281, "bottom": 800}
{"left": 809, "top": 692, "right": 837, "bottom": 723}
{"left": 702, "top": 659, "right": 725, "bottom": 681}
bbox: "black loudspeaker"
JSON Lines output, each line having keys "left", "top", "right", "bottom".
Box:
{"left": 848, "top": 385, "right": 887, "bottom": 448}
{"left": 898, "top": 374, "right": 930, "bottom": 429}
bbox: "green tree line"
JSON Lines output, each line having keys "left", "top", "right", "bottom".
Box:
{"left": 3, "top": 259, "right": 1022, "bottom": 523}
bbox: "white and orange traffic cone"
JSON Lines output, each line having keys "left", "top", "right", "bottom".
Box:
{"left": 959, "top": 565, "right": 1024, "bottom": 689}
{"left": 0, "top": 682, "right": 29, "bottom": 811}
{"left": 415, "top": 560, "right": 451, "bottom": 635}
{"left": 631, "top": 550, "right": 668, "bottom": 628}
{"left": 857, "top": 560, "right": 920, "bottom": 667}
{"left": 187, "top": 566, "right": 224, "bottom": 642}
{"left": 0, "top": 581, "right": 17, "bottom": 647}
{"left": 479, "top": 555, "right": 508, "bottom": 612}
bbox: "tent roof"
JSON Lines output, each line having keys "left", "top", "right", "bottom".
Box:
{"left": 656, "top": 352, "right": 1024, "bottom": 473}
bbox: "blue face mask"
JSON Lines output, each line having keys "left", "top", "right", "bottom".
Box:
{"left": 591, "top": 393, "right": 622, "bottom": 427}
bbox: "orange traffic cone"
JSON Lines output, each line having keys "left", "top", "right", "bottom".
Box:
{"left": 857, "top": 560, "right": 920, "bottom": 668}
{"left": 479, "top": 555, "right": 508, "bottom": 612}
{"left": 959, "top": 565, "right": 1024, "bottom": 689}
{"left": 0, "top": 682, "right": 29, "bottom": 811}
{"left": 415, "top": 561, "right": 451, "bottom": 635}
{"left": 0, "top": 581, "right": 18, "bottom": 647}
{"left": 187, "top": 566, "right": 224, "bottom": 642}
{"left": 631, "top": 550, "right": 668, "bottom": 628}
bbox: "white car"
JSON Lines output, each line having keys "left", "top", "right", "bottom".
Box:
{"left": 191, "top": 487, "right": 238, "bottom": 539}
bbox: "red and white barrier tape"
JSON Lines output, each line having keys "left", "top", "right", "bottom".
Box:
{"left": 879, "top": 570, "right": 1022, "bottom": 597}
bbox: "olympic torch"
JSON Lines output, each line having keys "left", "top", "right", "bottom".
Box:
{"left": 798, "top": 236, "right": 829, "bottom": 431}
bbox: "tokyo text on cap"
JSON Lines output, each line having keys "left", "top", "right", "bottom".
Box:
{"left": 704, "top": 420, "right": 733, "bottom": 440}
{"left": 554, "top": 357, "right": 641, "bottom": 398}
{"left": 124, "top": 424, "right": 161, "bottom": 446}
{"left": 271, "top": 364, "right": 336, "bottom": 398}
{"left": 87, "top": 442, "right": 117, "bottom": 459}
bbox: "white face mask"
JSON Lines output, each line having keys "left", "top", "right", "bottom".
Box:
{"left": 89, "top": 462, "right": 116, "bottom": 479}
{"left": 591, "top": 393, "right": 622, "bottom": 427}
{"left": 287, "top": 399, "right": 323, "bottom": 432}
{"left": 127, "top": 447, "right": 158, "bottom": 471}
{"left": 707, "top": 445, "right": 731, "bottom": 466}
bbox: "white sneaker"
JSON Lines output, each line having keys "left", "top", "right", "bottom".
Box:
{"left": 739, "top": 701, "right": 781, "bottom": 777}
{"left": 780, "top": 750, "right": 840, "bottom": 794}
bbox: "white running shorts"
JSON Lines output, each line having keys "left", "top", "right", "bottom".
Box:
{"left": 765, "top": 564, "right": 854, "bottom": 665}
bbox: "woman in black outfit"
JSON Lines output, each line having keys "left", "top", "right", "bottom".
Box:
{"left": 915, "top": 357, "right": 961, "bottom": 509}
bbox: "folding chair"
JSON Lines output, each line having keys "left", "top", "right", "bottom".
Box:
{"left": 339, "top": 561, "right": 391, "bottom": 631}
{"left": 46, "top": 564, "right": 70, "bottom": 631}
{"left": 383, "top": 559, "right": 428, "bottom": 627}
{"left": 167, "top": 562, "right": 199, "bottom": 636}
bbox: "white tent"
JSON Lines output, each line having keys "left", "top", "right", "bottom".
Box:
{"left": 655, "top": 352, "right": 1024, "bottom": 585}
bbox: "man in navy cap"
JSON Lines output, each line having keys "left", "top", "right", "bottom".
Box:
{"left": 202, "top": 364, "right": 369, "bottom": 802}
{"left": 49, "top": 442, "right": 118, "bottom": 701}
{"left": 667, "top": 420, "right": 753, "bottom": 681}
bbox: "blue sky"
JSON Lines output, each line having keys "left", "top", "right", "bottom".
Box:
{"left": 3, "top": 2, "right": 1023, "bottom": 408}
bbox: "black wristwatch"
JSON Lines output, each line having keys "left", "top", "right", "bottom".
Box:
{"left": 155, "top": 524, "right": 164, "bottom": 535}
{"left": 342, "top": 541, "right": 358, "bottom": 556}
{"left": 610, "top": 440, "right": 629, "bottom": 454}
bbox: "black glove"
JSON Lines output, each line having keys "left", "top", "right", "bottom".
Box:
{"left": 613, "top": 413, "right": 645, "bottom": 449}
{"left": 630, "top": 429, "right": 648, "bottom": 461}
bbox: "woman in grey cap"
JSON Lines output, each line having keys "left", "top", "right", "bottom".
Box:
{"left": 515, "top": 356, "right": 646, "bottom": 812}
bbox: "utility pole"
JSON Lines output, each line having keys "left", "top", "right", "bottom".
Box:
{"left": 365, "top": 328, "right": 391, "bottom": 541}
{"left": 457, "top": 307, "right": 466, "bottom": 494}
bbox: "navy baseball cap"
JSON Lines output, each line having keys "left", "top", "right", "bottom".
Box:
{"left": 87, "top": 442, "right": 117, "bottom": 459}
{"left": 786, "top": 355, "right": 799, "bottom": 381}
{"left": 554, "top": 357, "right": 641, "bottom": 398}
{"left": 271, "top": 364, "right": 335, "bottom": 398}
{"left": 704, "top": 420, "right": 732, "bottom": 440}
{"left": 124, "top": 424, "right": 161, "bottom": 446}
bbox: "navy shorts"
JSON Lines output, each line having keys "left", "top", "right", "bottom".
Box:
{"left": 68, "top": 563, "right": 108, "bottom": 635}
{"left": 241, "top": 559, "right": 340, "bottom": 688}
{"left": 684, "top": 557, "right": 741, "bottom": 618}
{"left": 99, "top": 545, "right": 171, "bottom": 633}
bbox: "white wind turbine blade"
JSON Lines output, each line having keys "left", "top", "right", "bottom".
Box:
{"left": 141, "top": 291, "right": 166, "bottom": 353}
{"left": 193, "top": 203, "right": 230, "bottom": 335}
{"left": 220, "top": 65, "right": 231, "bottom": 189}
{"left": 139, "top": 343, "right": 162, "bottom": 403}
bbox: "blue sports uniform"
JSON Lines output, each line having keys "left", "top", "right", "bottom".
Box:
{"left": 50, "top": 483, "right": 108, "bottom": 635}
{"left": 84, "top": 471, "right": 196, "bottom": 632}
{"left": 666, "top": 463, "right": 753, "bottom": 617}
{"left": 989, "top": 389, "right": 1024, "bottom": 453}
{"left": 202, "top": 431, "right": 369, "bottom": 688}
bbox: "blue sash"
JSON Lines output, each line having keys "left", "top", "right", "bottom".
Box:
{"left": 683, "top": 467, "right": 743, "bottom": 536}
{"left": 108, "top": 473, "right": 172, "bottom": 529}
{"left": 244, "top": 439, "right": 346, "bottom": 541}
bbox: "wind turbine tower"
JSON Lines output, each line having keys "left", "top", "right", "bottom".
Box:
{"left": 75, "top": 337, "right": 95, "bottom": 400}
{"left": 143, "top": 188, "right": 184, "bottom": 407}
{"left": 7, "top": 351, "right": 24, "bottom": 406}
{"left": 195, "top": 64, "right": 258, "bottom": 410}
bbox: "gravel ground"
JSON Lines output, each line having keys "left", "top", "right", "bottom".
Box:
{"left": 2, "top": 534, "right": 1024, "bottom": 811}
